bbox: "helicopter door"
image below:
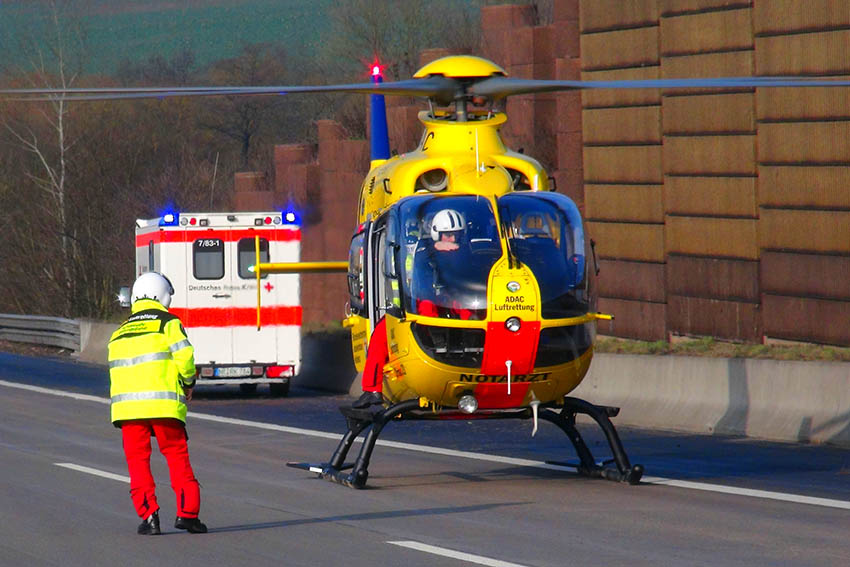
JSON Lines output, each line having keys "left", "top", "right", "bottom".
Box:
{"left": 347, "top": 226, "right": 369, "bottom": 371}
{"left": 368, "top": 218, "right": 389, "bottom": 326}
{"left": 375, "top": 210, "right": 404, "bottom": 320}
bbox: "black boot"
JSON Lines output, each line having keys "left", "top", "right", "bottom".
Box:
{"left": 352, "top": 391, "right": 383, "bottom": 409}
{"left": 175, "top": 516, "right": 208, "bottom": 534}
{"left": 137, "top": 511, "right": 161, "bottom": 535}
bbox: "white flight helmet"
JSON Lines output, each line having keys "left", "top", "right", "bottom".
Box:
{"left": 131, "top": 272, "right": 175, "bottom": 309}
{"left": 430, "top": 209, "right": 464, "bottom": 241}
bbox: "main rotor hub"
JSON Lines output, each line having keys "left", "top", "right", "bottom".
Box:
{"left": 413, "top": 55, "right": 507, "bottom": 80}
{"left": 413, "top": 56, "right": 507, "bottom": 121}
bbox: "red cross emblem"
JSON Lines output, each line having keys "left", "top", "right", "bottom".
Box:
{"left": 264, "top": 282, "right": 274, "bottom": 292}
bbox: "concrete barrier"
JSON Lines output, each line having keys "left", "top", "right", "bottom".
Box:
{"left": 298, "top": 331, "right": 357, "bottom": 393}
{"left": 574, "top": 354, "right": 850, "bottom": 446}
{"left": 76, "top": 320, "right": 118, "bottom": 364}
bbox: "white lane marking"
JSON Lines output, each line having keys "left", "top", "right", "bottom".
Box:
{"left": 55, "top": 462, "right": 129, "bottom": 483}
{"left": 4, "top": 379, "right": 850, "bottom": 510}
{"left": 0, "top": 379, "right": 109, "bottom": 404}
{"left": 641, "top": 476, "right": 850, "bottom": 510}
{"left": 188, "top": 411, "right": 341, "bottom": 440}
{"left": 388, "top": 541, "right": 529, "bottom": 567}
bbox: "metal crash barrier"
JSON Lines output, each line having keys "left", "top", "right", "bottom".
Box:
{"left": 0, "top": 313, "right": 81, "bottom": 352}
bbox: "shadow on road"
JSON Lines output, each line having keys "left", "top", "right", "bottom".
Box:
{"left": 208, "top": 502, "right": 526, "bottom": 534}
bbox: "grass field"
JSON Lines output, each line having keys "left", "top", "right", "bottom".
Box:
{"left": 0, "top": 0, "right": 333, "bottom": 75}
{"left": 595, "top": 336, "right": 850, "bottom": 362}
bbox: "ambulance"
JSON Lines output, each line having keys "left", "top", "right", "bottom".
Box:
{"left": 133, "top": 211, "right": 301, "bottom": 396}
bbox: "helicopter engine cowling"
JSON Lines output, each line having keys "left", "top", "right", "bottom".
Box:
{"left": 416, "top": 168, "right": 448, "bottom": 192}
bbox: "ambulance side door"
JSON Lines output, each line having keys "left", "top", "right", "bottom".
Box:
{"left": 185, "top": 232, "right": 234, "bottom": 365}
{"left": 230, "top": 231, "right": 276, "bottom": 364}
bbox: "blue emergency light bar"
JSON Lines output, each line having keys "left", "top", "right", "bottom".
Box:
{"left": 159, "top": 211, "right": 179, "bottom": 226}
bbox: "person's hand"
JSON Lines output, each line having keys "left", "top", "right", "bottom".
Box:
{"left": 184, "top": 385, "right": 194, "bottom": 401}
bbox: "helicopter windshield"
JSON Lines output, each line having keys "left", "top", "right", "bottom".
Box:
{"left": 398, "top": 195, "right": 500, "bottom": 320}
{"left": 497, "top": 192, "right": 586, "bottom": 318}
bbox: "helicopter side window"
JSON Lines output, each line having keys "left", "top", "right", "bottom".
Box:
{"left": 506, "top": 168, "right": 532, "bottom": 191}
{"left": 347, "top": 230, "right": 366, "bottom": 314}
{"left": 379, "top": 212, "right": 405, "bottom": 318}
{"left": 371, "top": 223, "right": 391, "bottom": 318}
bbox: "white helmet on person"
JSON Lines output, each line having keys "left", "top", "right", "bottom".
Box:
{"left": 430, "top": 209, "right": 465, "bottom": 241}
{"left": 131, "top": 272, "right": 175, "bottom": 309}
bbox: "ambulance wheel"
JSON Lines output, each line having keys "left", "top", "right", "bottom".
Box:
{"left": 269, "top": 382, "right": 289, "bottom": 397}
{"left": 239, "top": 383, "right": 258, "bottom": 394}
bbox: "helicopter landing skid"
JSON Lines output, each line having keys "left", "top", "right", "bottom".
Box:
{"left": 286, "top": 395, "right": 643, "bottom": 488}
{"left": 540, "top": 396, "right": 643, "bottom": 485}
{"left": 288, "top": 399, "right": 423, "bottom": 488}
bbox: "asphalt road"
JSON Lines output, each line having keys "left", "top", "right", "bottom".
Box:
{"left": 2, "top": 351, "right": 849, "bottom": 566}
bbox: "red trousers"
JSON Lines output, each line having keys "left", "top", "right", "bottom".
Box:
{"left": 121, "top": 418, "right": 200, "bottom": 519}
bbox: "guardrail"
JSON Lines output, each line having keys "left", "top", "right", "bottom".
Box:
{"left": 0, "top": 313, "right": 81, "bottom": 351}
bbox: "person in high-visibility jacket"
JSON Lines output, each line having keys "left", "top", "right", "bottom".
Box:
{"left": 108, "top": 272, "right": 207, "bottom": 535}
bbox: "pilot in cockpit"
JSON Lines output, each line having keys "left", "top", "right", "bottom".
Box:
{"left": 430, "top": 208, "right": 464, "bottom": 251}
{"left": 412, "top": 208, "right": 468, "bottom": 317}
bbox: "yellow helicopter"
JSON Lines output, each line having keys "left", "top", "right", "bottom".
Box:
{"left": 262, "top": 56, "right": 639, "bottom": 487}
{"left": 6, "top": 54, "right": 847, "bottom": 488}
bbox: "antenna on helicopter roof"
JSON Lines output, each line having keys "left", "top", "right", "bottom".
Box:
{"left": 475, "top": 128, "right": 480, "bottom": 177}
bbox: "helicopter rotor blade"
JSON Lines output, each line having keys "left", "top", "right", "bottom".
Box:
{"left": 469, "top": 75, "right": 850, "bottom": 99}
{"left": 0, "top": 76, "right": 460, "bottom": 103}
{"left": 6, "top": 74, "right": 850, "bottom": 104}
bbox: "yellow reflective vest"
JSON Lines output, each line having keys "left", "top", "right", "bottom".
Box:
{"left": 108, "top": 299, "right": 196, "bottom": 425}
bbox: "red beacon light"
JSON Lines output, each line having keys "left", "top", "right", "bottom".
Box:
{"left": 370, "top": 61, "right": 384, "bottom": 82}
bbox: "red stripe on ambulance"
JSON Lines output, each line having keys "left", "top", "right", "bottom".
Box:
{"left": 170, "top": 306, "right": 302, "bottom": 328}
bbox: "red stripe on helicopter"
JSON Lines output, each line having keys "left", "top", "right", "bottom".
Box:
{"left": 135, "top": 228, "right": 301, "bottom": 247}
{"left": 169, "top": 306, "right": 302, "bottom": 328}
{"left": 473, "top": 382, "right": 532, "bottom": 409}
{"left": 480, "top": 321, "right": 540, "bottom": 375}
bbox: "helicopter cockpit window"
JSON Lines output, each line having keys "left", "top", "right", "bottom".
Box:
{"left": 397, "top": 195, "right": 501, "bottom": 320}
{"left": 498, "top": 192, "right": 587, "bottom": 319}
{"left": 347, "top": 230, "right": 366, "bottom": 314}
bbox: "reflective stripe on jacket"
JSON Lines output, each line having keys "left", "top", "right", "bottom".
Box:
{"left": 108, "top": 299, "right": 196, "bottom": 424}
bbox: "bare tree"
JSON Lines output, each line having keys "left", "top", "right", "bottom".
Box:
{"left": 116, "top": 45, "right": 197, "bottom": 87}
{"left": 1, "top": 0, "right": 89, "bottom": 316}
{"left": 483, "top": 0, "right": 553, "bottom": 25}
{"left": 320, "top": 0, "right": 482, "bottom": 81}
{"left": 196, "top": 43, "right": 297, "bottom": 168}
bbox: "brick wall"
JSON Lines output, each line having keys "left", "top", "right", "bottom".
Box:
{"left": 580, "top": 0, "right": 850, "bottom": 345}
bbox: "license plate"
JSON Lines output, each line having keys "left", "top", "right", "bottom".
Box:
{"left": 214, "top": 366, "right": 251, "bottom": 378}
